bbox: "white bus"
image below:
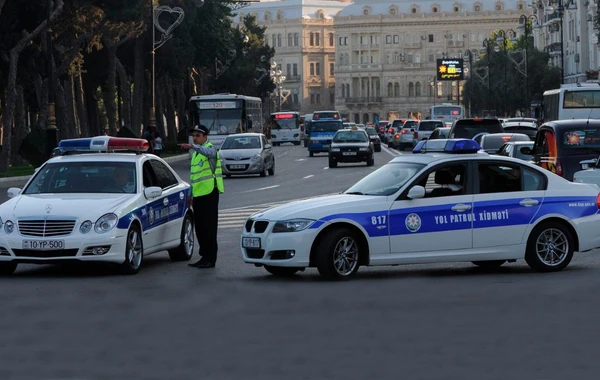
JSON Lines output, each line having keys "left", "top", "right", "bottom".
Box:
{"left": 188, "top": 94, "right": 263, "bottom": 149}
{"left": 270, "top": 112, "right": 301, "bottom": 146}
{"left": 542, "top": 83, "right": 600, "bottom": 123}
{"left": 429, "top": 103, "right": 464, "bottom": 122}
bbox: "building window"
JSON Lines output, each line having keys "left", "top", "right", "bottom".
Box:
{"left": 294, "top": 33, "right": 299, "bottom": 46}
{"left": 293, "top": 93, "right": 299, "bottom": 104}
{"left": 330, "top": 62, "right": 335, "bottom": 75}
{"left": 474, "top": 5, "right": 481, "bottom": 11}
{"left": 409, "top": 82, "right": 414, "bottom": 97}
{"left": 411, "top": 7, "right": 418, "bottom": 13}
{"left": 329, "top": 33, "right": 334, "bottom": 46}
{"left": 315, "top": 33, "right": 320, "bottom": 46}
{"left": 264, "top": 12, "right": 271, "bottom": 21}
{"left": 386, "top": 35, "right": 392, "bottom": 44}
{"left": 277, "top": 10, "right": 283, "bottom": 20}
{"left": 288, "top": 33, "right": 293, "bottom": 46}
{"left": 387, "top": 83, "right": 393, "bottom": 97}
{"left": 393, "top": 35, "right": 399, "bottom": 44}
{"left": 363, "top": 7, "right": 370, "bottom": 15}
{"left": 429, "top": 34, "right": 434, "bottom": 43}
{"left": 316, "top": 62, "right": 321, "bottom": 75}
{"left": 344, "top": 37, "right": 348, "bottom": 45}
{"left": 390, "top": 6, "right": 397, "bottom": 15}
{"left": 432, "top": 7, "right": 438, "bottom": 13}
{"left": 454, "top": 6, "right": 460, "bottom": 12}
{"left": 310, "top": 63, "right": 315, "bottom": 75}
{"left": 277, "top": 34, "right": 282, "bottom": 47}
{"left": 330, "top": 91, "right": 335, "bottom": 104}
{"left": 272, "top": 35, "right": 276, "bottom": 47}
{"left": 416, "top": 82, "right": 421, "bottom": 96}
{"left": 310, "top": 32, "right": 314, "bottom": 46}
{"left": 394, "top": 82, "right": 400, "bottom": 97}
{"left": 286, "top": 63, "right": 292, "bottom": 77}
{"left": 293, "top": 63, "right": 298, "bottom": 76}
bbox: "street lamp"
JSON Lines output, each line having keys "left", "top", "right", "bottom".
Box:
{"left": 495, "top": 29, "right": 517, "bottom": 117}
{"left": 45, "top": 0, "right": 57, "bottom": 159}
{"left": 544, "top": 1, "right": 569, "bottom": 84}
{"left": 517, "top": 14, "right": 541, "bottom": 100}
{"left": 482, "top": 38, "right": 492, "bottom": 116}
{"left": 270, "top": 60, "right": 286, "bottom": 112}
{"left": 463, "top": 49, "right": 478, "bottom": 117}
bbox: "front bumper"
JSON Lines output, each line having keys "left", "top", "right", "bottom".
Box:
{"left": 329, "top": 151, "right": 371, "bottom": 162}
{"left": 221, "top": 159, "right": 265, "bottom": 175}
{"left": 240, "top": 219, "right": 317, "bottom": 267}
{"left": 0, "top": 232, "right": 127, "bottom": 264}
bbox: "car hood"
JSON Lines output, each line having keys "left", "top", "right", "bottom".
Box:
{"left": 0, "top": 193, "right": 135, "bottom": 219}
{"left": 250, "top": 194, "right": 386, "bottom": 221}
{"left": 219, "top": 149, "right": 261, "bottom": 158}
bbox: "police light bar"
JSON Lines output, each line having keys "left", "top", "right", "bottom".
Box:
{"left": 413, "top": 138, "right": 482, "bottom": 154}
{"left": 58, "top": 136, "right": 150, "bottom": 152}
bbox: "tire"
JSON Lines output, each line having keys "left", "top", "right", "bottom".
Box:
{"left": 293, "top": 141, "right": 300, "bottom": 146}
{"left": 329, "top": 159, "right": 337, "bottom": 168}
{"left": 375, "top": 146, "right": 381, "bottom": 153}
{"left": 315, "top": 228, "right": 361, "bottom": 280}
{"left": 168, "top": 213, "right": 194, "bottom": 261}
{"left": 309, "top": 151, "right": 314, "bottom": 157}
{"left": 366, "top": 155, "right": 374, "bottom": 166}
{"left": 0, "top": 262, "right": 17, "bottom": 275}
{"left": 264, "top": 265, "right": 300, "bottom": 277}
{"left": 472, "top": 260, "right": 506, "bottom": 269}
{"left": 121, "top": 224, "right": 143, "bottom": 275}
{"left": 303, "top": 140, "right": 307, "bottom": 147}
{"left": 268, "top": 160, "right": 275, "bottom": 175}
{"left": 525, "top": 221, "right": 574, "bottom": 272}
{"left": 260, "top": 165, "right": 267, "bottom": 177}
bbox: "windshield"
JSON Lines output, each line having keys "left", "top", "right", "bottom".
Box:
{"left": 344, "top": 163, "right": 425, "bottom": 196}
{"left": 365, "top": 128, "right": 378, "bottom": 136}
{"left": 311, "top": 121, "right": 343, "bottom": 133}
{"left": 271, "top": 115, "right": 299, "bottom": 130}
{"left": 451, "top": 120, "right": 503, "bottom": 138}
{"left": 24, "top": 162, "right": 137, "bottom": 194}
{"left": 221, "top": 136, "right": 261, "bottom": 150}
{"left": 333, "top": 131, "right": 368, "bottom": 143}
{"left": 193, "top": 102, "right": 243, "bottom": 135}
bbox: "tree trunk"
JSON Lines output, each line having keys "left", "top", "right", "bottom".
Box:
{"left": 74, "top": 71, "right": 88, "bottom": 137}
{"left": 116, "top": 58, "right": 131, "bottom": 129}
{"left": 142, "top": 71, "right": 151, "bottom": 133}
{"left": 164, "top": 75, "right": 177, "bottom": 143}
{"left": 84, "top": 80, "right": 100, "bottom": 136}
{"left": 104, "top": 45, "right": 118, "bottom": 136}
{"left": 11, "top": 85, "right": 28, "bottom": 166}
{"left": 131, "top": 37, "right": 144, "bottom": 136}
{"left": 34, "top": 75, "right": 48, "bottom": 129}
{"left": 63, "top": 75, "right": 78, "bottom": 139}
{"left": 176, "top": 79, "right": 187, "bottom": 140}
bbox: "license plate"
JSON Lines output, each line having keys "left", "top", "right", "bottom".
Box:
{"left": 230, "top": 164, "right": 245, "bottom": 169}
{"left": 22, "top": 240, "right": 65, "bottom": 250}
{"left": 322, "top": 144, "right": 330, "bottom": 148}
{"left": 242, "top": 237, "right": 261, "bottom": 249}
{"left": 582, "top": 163, "right": 589, "bottom": 169}
{"left": 343, "top": 152, "right": 357, "bottom": 156}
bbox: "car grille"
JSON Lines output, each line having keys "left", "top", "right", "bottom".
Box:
{"left": 0, "top": 247, "right": 10, "bottom": 256}
{"left": 244, "top": 219, "right": 269, "bottom": 233}
{"left": 341, "top": 147, "right": 360, "bottom": 152}
{"left": 12, "top": 249, "right": 79, "bottom": 258}
{"left": 18, "top": 219, "right": 76, "bottom": 237}
{"left": 246, "top": 249, "right": 265, "bottom": 259}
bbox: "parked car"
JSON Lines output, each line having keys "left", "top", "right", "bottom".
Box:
{"left": 219, "top": 133, "right": 275, "bottom": 177}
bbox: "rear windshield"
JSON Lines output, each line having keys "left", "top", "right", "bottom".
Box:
{"left": 418, "top": 121, "right": 443, "bottom": 131}
{"left": 451, "top": 119, "right": 503, "bottom": 138}
{"left": 481, "top": 135, "right": 529, "bottom": 151}
{"left": 402, "top": 120, "right": 418, "bottom": 129}
{"left": 560, "top": 127, "right": 600, "bottom": 153}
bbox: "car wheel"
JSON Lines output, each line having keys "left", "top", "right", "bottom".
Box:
{"left": 0, "top": 262, "right": 17, "bottom": 275}
{"left": 315, "top": 228, "right": 361, "bottom": 280}
{"left": 168, "top": 213, "right": 194, "bottom": 261}
{"left": 121, "top": 224, "right": 143, "bottom": 275}
{"left": 366, "top": 155, "right": 374, "bottom": 166}
{"left": 375, "top": 146, "right": 381, "bottom": 152}
{"left": 264, "top": 265, "right": 300, "bottom": 277}
{"left": 260, "top": 165, "right": 267, "bottom": 177}
{"left": 328, "top": 158, "right": 337, "bottom": 168}
{"left": 472, "top": 260, "right": 506, "bottom": 269}
{"left": 309, "top": 151, "right": 314, "bottom": 157}
{"left": 525, "top": 222, "right": 574, "bottom": 272}
{"left": 268, "top": 160, "right": 275, "bottom": 175}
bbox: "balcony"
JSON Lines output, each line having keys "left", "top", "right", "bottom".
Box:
{"left": 403, "top": 63, "right": 422, "bottom": 69}
{"left": 448, "top": 40, "right": 464, "bottom": 48}
{"left": 285, "top": 75, "right": 302, "bottom": 82}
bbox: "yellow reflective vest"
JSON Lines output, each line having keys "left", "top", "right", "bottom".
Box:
{"left": 190, "top": 142, "right": 224, "bottom": 197}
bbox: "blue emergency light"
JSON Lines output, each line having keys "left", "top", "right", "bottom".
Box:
{"left": 58, "top": 136, "right": 150, "bottom": 153}
{"left": 412, "top": 138, "right": 482, "bottom": 154}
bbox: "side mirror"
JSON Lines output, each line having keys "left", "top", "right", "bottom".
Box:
{"left": 144, "top": 186, "right": 162, "bottom": 200}
{"left": 7, "top": 187, "right": 22, "bottom": 198}
{"left": 407, "top": 185, "right": 425, "bottom": 199}
{"left": 520, "top": 147, "right": 533, "bottom": 155}
{"left": 264, "top": 143, "right": 272, "bottom": 149}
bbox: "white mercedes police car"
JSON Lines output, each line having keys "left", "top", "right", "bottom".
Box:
{"left": 241, "top": 139, "right": 600, "bottom": 280}
{"left": 0, "top": 137, "right": 194, "bottom": 275}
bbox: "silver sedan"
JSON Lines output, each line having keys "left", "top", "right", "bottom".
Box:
{"left": 218, "top": 133, "right": 275, "bottom": 177}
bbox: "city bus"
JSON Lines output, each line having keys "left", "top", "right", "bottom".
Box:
{"left": 429, "top": 104, "right": 464, "bottom": 122}
{"left": 270, "top": 112, "right": 301, "bottom": 146}
{"left": 542, "top": 83, "right": 600, "bottom": 123}
{"left": 307, "top": 111, "right": 343, "bottom": 157}
{"left": 188, "top": 94, "right": 263, "bottom": 149}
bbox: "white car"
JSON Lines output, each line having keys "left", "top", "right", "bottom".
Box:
{"left": 0, "top": 136, "right": 194, "bottom": 275}
{"left": 241, "top": 138, "right": 600, "bottom": 280}
{"left": 573, "top": 157, "right": 600, "bottom": 187}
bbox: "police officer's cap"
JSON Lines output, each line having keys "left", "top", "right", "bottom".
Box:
{"left": 190, "top": 125, "right": 209, "bottom": 135}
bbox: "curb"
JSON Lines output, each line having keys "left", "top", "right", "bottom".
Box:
{"left": 0, "top": 154, "right": 189, "bottom": 188}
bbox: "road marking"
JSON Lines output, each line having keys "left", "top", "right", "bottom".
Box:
{"left": 303, "top": 175, "right": 314, "bottom": 179}
{"left": 241, "top": 185, "right": 280, "bottom": 194}
{"left": 382, "top": 145, "right": 400, "bottom": 157}
{"left": 323, "top": 167, "right": 329, "bottom": 170}
{"left": 295, "top": 158, "right": 306, "bottom": 162}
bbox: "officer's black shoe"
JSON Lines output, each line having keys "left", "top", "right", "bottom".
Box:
{"left": 188, "top": 260, "right": 204, "bottom": 267}
{"left": 196, "top": 262, "right": 215, "bottom": 269}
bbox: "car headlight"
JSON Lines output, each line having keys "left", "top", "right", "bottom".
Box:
{"left": 0, "top": 217, "right": 3, "bottom": 229}
{"left": 94, "top": 213, "right": 118, "bottom": 234}
{"left": 251, "top": 153, "right": 261, "bottom": 161}
{"left": 330, "top": 148, "right": 340, "bottom": 152}
{"left": 273, "top": 219, "right": 315, "bottom": 233}
{"left": 359, "top": 147, "right": 369, "bottom": 151}
{"left": 4, "top": 220, "right": 14, "bottom": 234}
{"left": 80, "top": 220, "right": 93, "bottom": 234}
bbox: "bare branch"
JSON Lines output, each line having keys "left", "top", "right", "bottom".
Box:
{"left": 12, "top": 0, "right": 64, "bottom": 54}
{"left": 0, "top": 0, "right": 7, "bottom": 17}
{"left": 55, "top": 18, "right": 107, "bottom": 77}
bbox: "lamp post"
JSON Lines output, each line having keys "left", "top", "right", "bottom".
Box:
{"left": 517, "top": 14, "right": 541, "bottom": 102}
{"left": 45, "top": 0, "right": 57, "bottom": 159}
{"left": 482, "top": 38, "right": 492, "bottom": 116}
{"left": 546, "top": 1, "right": 566, "bottom": 84}
{"left": 463, "top": 49, "right": 478, "bottom": 117}
{"left": 495, "top": 29, "right": 517, "bottom": 117}
{"left": 270, "top": 60, "right": 286, "bottom": 112}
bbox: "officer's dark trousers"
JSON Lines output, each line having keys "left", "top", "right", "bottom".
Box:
{"left": 193, "top": 188, "right": 220, "bottom": 264}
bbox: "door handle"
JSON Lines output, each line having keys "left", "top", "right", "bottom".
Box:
{"left": 519, "top": 199, "right": 539, "bottom": 207}
{"left": 163, "top": 197, "right": 169, "bottom": 206}
{"left": 451, "top": 204, "right": 472, "bottom": 212}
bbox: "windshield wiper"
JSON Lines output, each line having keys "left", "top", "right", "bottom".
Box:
{"left": 345, "top": 191, "right": 365, "bottom": 195}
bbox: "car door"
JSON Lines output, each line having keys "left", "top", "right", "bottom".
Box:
{"left": 472, "top": 161, "right": 545, "bottom": 248}
{"left": 140, "top": 161, "right": 165, "bottom": 250}
{"left": 148, "top": 159, "right": 185, "bottom": 245}
{"left": 261, "top": 135, "right": 272, "bottom": 169}
{"left": 389, "top": 162, "right": 474, "bottom": 254}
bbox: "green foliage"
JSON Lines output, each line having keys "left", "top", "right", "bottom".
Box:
{"left": 18, "top": 127, "right": 48, "bottom": 168}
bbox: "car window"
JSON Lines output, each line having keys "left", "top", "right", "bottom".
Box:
{"left": 333, "top": 131, "right": 368, "bottom": 142}
{"left": 412, "top": 163, "right": 467, "bottom": 198}
{"left": 402, "top": 120, "right": 418, "bottom": 129}
{"left": 523, "top": 167, "right": 546, "bottom": 190}
{"left": 345, "top": 163, "right": 425, "bottom": 196}
{"left": 559, "top": 127, "right": 600, "bottom": 155}
{"left": 478, "top": 163, "right": 522, "bottom": 193}
{"left": 514, "top": 143, "right": 534, "bottom": 160}
{"left": 418, "top": 122, "right": 441, "bottom": 131}
{"left": 261, "top": 136, "right": 268, "bottom": 147}
{"left": 142, "top": 161, "right": 160, "bottom": 188}
{"left": 496, "top": 144, "right": 510, "bottom": 156}
{"left": 149, "top": 160, "right": 178, "bottom": 189}
{"left": 451, "top": 119, "right": 503, "bottom": 139}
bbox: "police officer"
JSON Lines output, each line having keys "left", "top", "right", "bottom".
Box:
{"left": 178, "top": 125, "right": 224, "bottom": 268}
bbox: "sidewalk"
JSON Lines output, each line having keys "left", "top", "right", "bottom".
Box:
{"left": 0, "top": 154, "right": 190, "bottom": 188}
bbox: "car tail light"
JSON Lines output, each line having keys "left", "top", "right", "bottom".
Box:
{"left": 401, "top": 129, "right": 408, "bottom": 134}
{"left": 395, "top": 133, "right": 400, "bottom": 139}
{"left": 556, "top": 161, "right": 563, "bottom": 177}
{"left": 414, "top": 131, "right": 418, "bottom": 139}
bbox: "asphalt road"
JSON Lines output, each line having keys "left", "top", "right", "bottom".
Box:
{"left": 2, "top": 144, "right": 600, "bottom": 379}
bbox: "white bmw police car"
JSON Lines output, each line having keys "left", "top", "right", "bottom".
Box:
{"left": 241, "top": 139, "right": 600, "bottom": 280}
{"left": 0, "top": 137, "right": 194, "bottom": 275}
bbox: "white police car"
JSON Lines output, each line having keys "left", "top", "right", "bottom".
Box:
{"left": 241, "top": 139, "right": 600, "bottom": 279}
{"left": 0, "top": 137, "right": 194, "bottom": 275}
